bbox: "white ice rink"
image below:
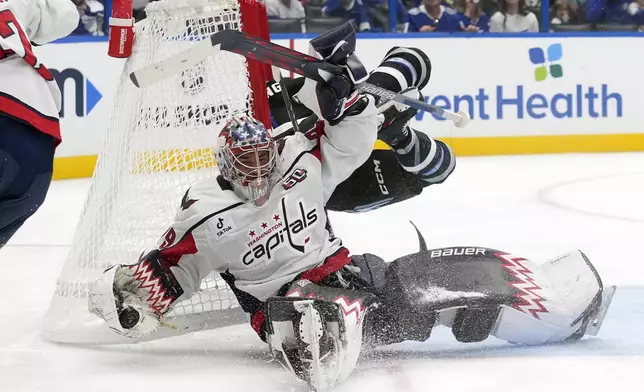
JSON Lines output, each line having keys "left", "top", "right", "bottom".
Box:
{"left": 2, "top": 152, "right": 644, "bottom": 392}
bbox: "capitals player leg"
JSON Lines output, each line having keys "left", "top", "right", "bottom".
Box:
{"left": 372, "top": 247, "right": 614, "bottom": 347}
{"left": 0, "top": 115, "right": 56, "bottom": 248}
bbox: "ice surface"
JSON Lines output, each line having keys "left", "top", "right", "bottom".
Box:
{"left": 2, "top": 153, "right": 643, "bottom": 392}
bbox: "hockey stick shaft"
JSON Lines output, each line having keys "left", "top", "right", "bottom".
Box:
{"left": 128, "top": 30, "right": 330, "bottom": 89}
{"left": 129, "top": 30, "right": 468, "bottom": 125}
{"left": 208, "top": 31, "right": 462, "bottom": 122}
{"left": 271, "top": 66, "right": 300, "bottom": 134}
{"left": 355, "top": 83, "right": 461, "bottom": 123}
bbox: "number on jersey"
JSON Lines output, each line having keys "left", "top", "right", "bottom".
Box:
{"left": 0, "top": 10, "right": 53, "bottom": 80}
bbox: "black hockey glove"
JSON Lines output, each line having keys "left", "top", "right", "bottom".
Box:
{"left": 295, "top": 22, "right": 369, "bottom": 123}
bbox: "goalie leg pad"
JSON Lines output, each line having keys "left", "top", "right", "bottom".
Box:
{"left": 265, "top": 297, "right": 346, "bottom": 391}
{"left": 490, "top": 249, "right": 607, "bottom": 345}
{"left": 380, "top": 247, "right": 610, "bottom": 346}
{"left": 266, "top": 280, "right": 378, "bottom": 391}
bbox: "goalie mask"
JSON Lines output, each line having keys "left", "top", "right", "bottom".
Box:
{"left": 216, "top": 114, "right": 279, "bottom": 206}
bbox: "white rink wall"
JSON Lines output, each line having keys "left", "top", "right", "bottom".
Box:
{"left": 37, "top": 36, "right": 644, "bottom": 178}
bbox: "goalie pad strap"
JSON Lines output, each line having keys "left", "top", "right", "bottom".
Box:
{"left": 299, "top": 247, "right": 351, "bottom": 283}
{"left": 251, "top": 310, "right": 267, "bottom": 337}
{"left": 229, "top": 247, "right": 352, "bottom": 340}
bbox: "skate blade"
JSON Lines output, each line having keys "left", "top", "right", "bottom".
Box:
{"left": 586, "top": 285, "right": 616, "bottom": 336}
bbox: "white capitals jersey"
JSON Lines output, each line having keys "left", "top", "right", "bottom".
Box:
{"left": 0, "top": 0, "right": 79, "bottom": 143}
{"left": 155, "top": 102, "right": 377, "bottom": 303}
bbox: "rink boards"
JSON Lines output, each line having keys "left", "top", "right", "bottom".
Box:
{"left": 39, "top": 35, "right": 644, "bottom": 180}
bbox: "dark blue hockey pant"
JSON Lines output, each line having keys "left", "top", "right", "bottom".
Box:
{"left": 0, "top": 115, "right": 55, "bottom": 248}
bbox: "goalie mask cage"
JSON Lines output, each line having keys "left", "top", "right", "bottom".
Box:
{"left": 42, "top": 0, "right": 271, "bottom": 344}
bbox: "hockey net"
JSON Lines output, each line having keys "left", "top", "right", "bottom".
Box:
{"left": 42, "top": 0, "right": 271, "bottom": 344}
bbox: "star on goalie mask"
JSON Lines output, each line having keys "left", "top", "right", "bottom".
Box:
{"left": 215, "top": 114, "right": 279, "bottom": 206}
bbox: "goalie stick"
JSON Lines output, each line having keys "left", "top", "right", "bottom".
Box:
{"left": 271, "top": 66, "right": 300, "bottom": 134}
{"left": 129, "top": 30, "right": 470, "bottom": 128}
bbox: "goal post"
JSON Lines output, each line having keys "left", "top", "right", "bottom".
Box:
{"left": 42, "top": 0, "right": 271, "bottom": 344}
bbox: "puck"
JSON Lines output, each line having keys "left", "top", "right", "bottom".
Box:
{"left": 119, "top": 307, "right": 140, "bottom": 329}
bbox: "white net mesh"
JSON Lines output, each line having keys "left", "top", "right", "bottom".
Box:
{"left": 42, "top": 0, "right": 260, "bottom": 343}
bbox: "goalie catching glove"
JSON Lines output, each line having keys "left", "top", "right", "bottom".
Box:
{"left": 88, "top": 250, "right": 183, "bottom": 339}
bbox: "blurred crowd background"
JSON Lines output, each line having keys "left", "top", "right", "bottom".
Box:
{"left": 71, "top": 0, "right": 644, "bottom": 36}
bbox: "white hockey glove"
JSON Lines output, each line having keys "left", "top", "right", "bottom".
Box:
{"left": 265, "top": 280, "right": 378, "bottom": 391}
{"left": 88, "top": 250, "right": 184, "bottom": 339}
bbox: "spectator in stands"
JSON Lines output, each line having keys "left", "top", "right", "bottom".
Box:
{"left": 489, "top": 0, "right": 539, "bottom": 31}
{"left": 267, "top": 0, "right": 306, "bottom": 18}
{"left": 586, "top": 0, "right": 636, "bottom": 23}
{"left": 389, "top": 0, "right": 413, "bottom": 31}
{"left": 457, "top": 0, "right": 490, "bottom": 31}
{"left": 629, "top": 0, "right": 644, "bottom": 23}
{"left": 322, "top": 0, "right": 378, "bottom": 31}
{"left": 550, "top": 0, "right": 578, "bottom": 24}
{"left": 72, "top": 0, "right": 105, "bottom": 35}
{"left": 406, "top": 0, "right": 464, "bottom": 31}
{"left": 631, "top": 0, "right": 644, "bottom": 25}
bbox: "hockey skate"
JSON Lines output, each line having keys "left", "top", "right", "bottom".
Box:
{"left": 376, "top": 87, "right": 420, "bottom": 148}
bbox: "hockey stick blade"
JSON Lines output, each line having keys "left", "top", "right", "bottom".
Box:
{"left": 129, "top": 39, "right": 220, "bottom": 88}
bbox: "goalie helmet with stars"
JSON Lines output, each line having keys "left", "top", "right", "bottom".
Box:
{"left": 215, "top": 113, "right": 280, "bottom": 206}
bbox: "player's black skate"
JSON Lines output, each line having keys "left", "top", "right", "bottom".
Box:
{"left": 376, "top": 87, "right": 420, "bottom": 148}
{"left": 375, "top": 87, "right": 455, "bottom": 185}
